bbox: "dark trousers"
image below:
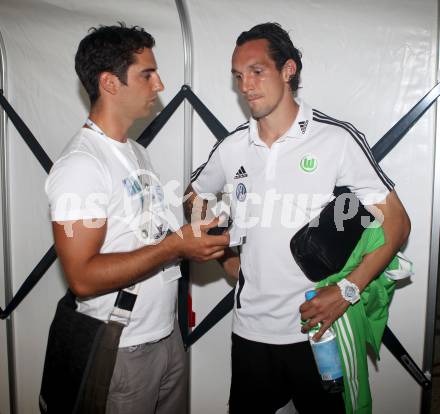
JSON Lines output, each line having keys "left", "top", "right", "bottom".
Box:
{"left": 229, "top": 334, "right": 345, "bottom": 414}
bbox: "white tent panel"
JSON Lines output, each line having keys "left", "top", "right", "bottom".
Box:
{"left": 0, "top": 0, "right": 437, "bottom": 413}
{"left": 0, "top": 1, "right": 185, "bottom": 412}
{"left": 188, "top": 1, "right": 437, "bottom": 413}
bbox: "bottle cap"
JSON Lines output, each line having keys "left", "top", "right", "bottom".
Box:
{"left": 305, "top": 290, "right": 317, "bottom": 301}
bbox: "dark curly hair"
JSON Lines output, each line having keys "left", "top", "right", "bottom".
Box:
{"left": 75, "top": 23, "right": 155, "bottom": 105}
{"left": 236, "top": 22, "right": 302, "bottom": 92}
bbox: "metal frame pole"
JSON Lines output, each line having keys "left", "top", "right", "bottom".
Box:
{"left": 0, "top": 28, "right": 17, "bottom": 414}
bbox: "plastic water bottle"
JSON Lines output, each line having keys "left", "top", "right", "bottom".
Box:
{"left": 305, "top": 289, "right": 344, "bottom": 393}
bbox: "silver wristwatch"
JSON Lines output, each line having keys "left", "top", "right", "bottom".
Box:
{"left": 337, "top": 278, "right": 360, "bottom": 304}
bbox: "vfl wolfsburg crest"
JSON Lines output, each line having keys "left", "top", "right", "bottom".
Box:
{"left": 300, "top": 155, "right": 318, "bottom": 172}
{"left": 236, "top": 183, "right": 247, "bottom": 201}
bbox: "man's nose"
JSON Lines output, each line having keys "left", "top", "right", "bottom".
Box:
{"left": 155, "top": 74, "right": 165, "bottom": 92}
{"left": 240, "top": 74, "right": 254, "bottom": 94}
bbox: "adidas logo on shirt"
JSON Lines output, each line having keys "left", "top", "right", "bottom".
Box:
{"left": 234, "top": 166, "right": 248, "bottom": 179}
{"left": 299, "top": 120, "right": 308, "bottom": 134}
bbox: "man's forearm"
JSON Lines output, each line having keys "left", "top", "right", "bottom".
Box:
{"left": 62, "top": 233, "right": 182, "bottom": 298}
{"left": 347, "top": 238, "right": 404, "bottom": 292}
{"left": 56, "top": 217, "right": 229, "bottom": 298}
{"left": 299, "top": 191, "right": 410, "bottom": 341}
{"left": 348, "top": 192, "right": 411, "bottom": 291}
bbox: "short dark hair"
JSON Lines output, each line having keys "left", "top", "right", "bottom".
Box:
{"left": 75, "top": 23, "right": 155, "bottom": 105}
{"left": 236, "top": 22, "right": 302, "bottom": 92}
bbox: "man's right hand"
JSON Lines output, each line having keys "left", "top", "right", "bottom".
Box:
{"left": 170, "top": 217, "right": 230, "bottom": 262}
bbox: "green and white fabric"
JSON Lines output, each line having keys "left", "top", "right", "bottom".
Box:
{"left": 316, "top": 223, "right": 412, "bottom": 414}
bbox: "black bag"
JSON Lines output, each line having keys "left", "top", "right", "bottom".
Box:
{"left": 39, "top": 290, "right": 124, "bottom": 414}
{"left": 290, "top": 187, "right": 375, "bottom": 282}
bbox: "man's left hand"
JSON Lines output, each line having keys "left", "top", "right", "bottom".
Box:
{"left": 299, "top": 285, "right": 349, "bottom": 341}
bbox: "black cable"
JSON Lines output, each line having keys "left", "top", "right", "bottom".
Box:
{"left": 0, "top": 246, "right": 57, "bottom": 319}
{"left": 178, "top": 260, "right": 190, "bottom": 346}
{"left": 137, "top": 88, "right": 185, "bottom": 147}
{"left": 383, "top": 326, "right": 431, "bottom": 389}
{"left": 183, "top": 86, "right": 229, "bottom": 140}
{"left": 0, "top": 90, "right": 52, "bottom": 173}
{"left": 185, "top": 289, "right": 235, "bottom": 348}
{"left": 372, "top": 83, "right": 440, "bottom": 162}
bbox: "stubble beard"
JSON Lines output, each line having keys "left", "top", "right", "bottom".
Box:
{"left": 250, "top": 104, "right": 272, "bottom": 120}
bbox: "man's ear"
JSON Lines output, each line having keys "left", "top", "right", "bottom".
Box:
{"left": 99, "top": 72, "right": 120, "bottom": 96}
{"left": 282, "top": 59, "right": 297, "bottom": 83}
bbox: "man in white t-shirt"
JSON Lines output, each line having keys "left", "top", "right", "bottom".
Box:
{"left": 45, "top": 23, "right": 229, "bottom": 414}
{"left": 184, "top": 23, "right": 410, "bottom": 413}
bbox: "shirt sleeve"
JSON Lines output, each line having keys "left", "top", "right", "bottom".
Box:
{"left": 335, "top": 128, "right": 394, "bottom": 206}
{"left": 45, "top": 151, "right": 111, "bottom": 221}
{"left": 191, "top": 140, "right": 227, "bottom": 196}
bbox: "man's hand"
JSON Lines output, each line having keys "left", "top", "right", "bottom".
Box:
{"left": 219, "top": 249, "right": 240, "bottom": 279}
{"left": 299, "top": 285, "right": 349, "bottom": 341}
{"left": 299, "top": 190, "right": 410, "bottom": 341}
{"left": 183, "top": 184, "right": 240, "bottom": 275}
{"left": 170, "top": 216, "right": 230, "bottom": 262}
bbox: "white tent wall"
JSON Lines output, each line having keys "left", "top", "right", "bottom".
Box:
{"left": 188, "top": 1, "right": 437, "bottom": 413}
{"left": 0, "top": 1, "right": 185, "bottom": 413}
{"left": 0, "top": 0, "right": 438, "bottom": 413}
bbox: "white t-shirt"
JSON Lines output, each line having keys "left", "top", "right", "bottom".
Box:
{"left": 46, "top": 127, "right": 180, "bottom": 347}
{"left": 191, "top": 100, "right": 394, "bottom": 345}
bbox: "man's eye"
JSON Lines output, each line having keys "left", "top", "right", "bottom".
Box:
{"left": 254, "top": 69, "right": 262, "bottom": 75}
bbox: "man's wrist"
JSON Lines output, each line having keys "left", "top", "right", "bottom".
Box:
{"left": 164, "top": 231, "right": 183, "bottom": 259}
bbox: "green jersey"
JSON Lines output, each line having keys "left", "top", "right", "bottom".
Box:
{"left": 315, "top": 223, "right": 410, "bottom": 414}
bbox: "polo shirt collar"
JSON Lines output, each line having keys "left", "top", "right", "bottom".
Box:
{"left": 248, "top": 98, "right": 313, "bottom": 145}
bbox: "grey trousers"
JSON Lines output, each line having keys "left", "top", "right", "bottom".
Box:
{"left": 106, "top": 324, "right": 188, "bottom": 414}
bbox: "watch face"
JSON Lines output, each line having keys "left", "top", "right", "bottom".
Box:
{"left": 345, "top": 286, "right": 356, "bottom": 298}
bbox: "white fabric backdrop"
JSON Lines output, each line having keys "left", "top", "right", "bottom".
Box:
{"left": 0, "top": 1, "right": 437, "bottom": 413}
